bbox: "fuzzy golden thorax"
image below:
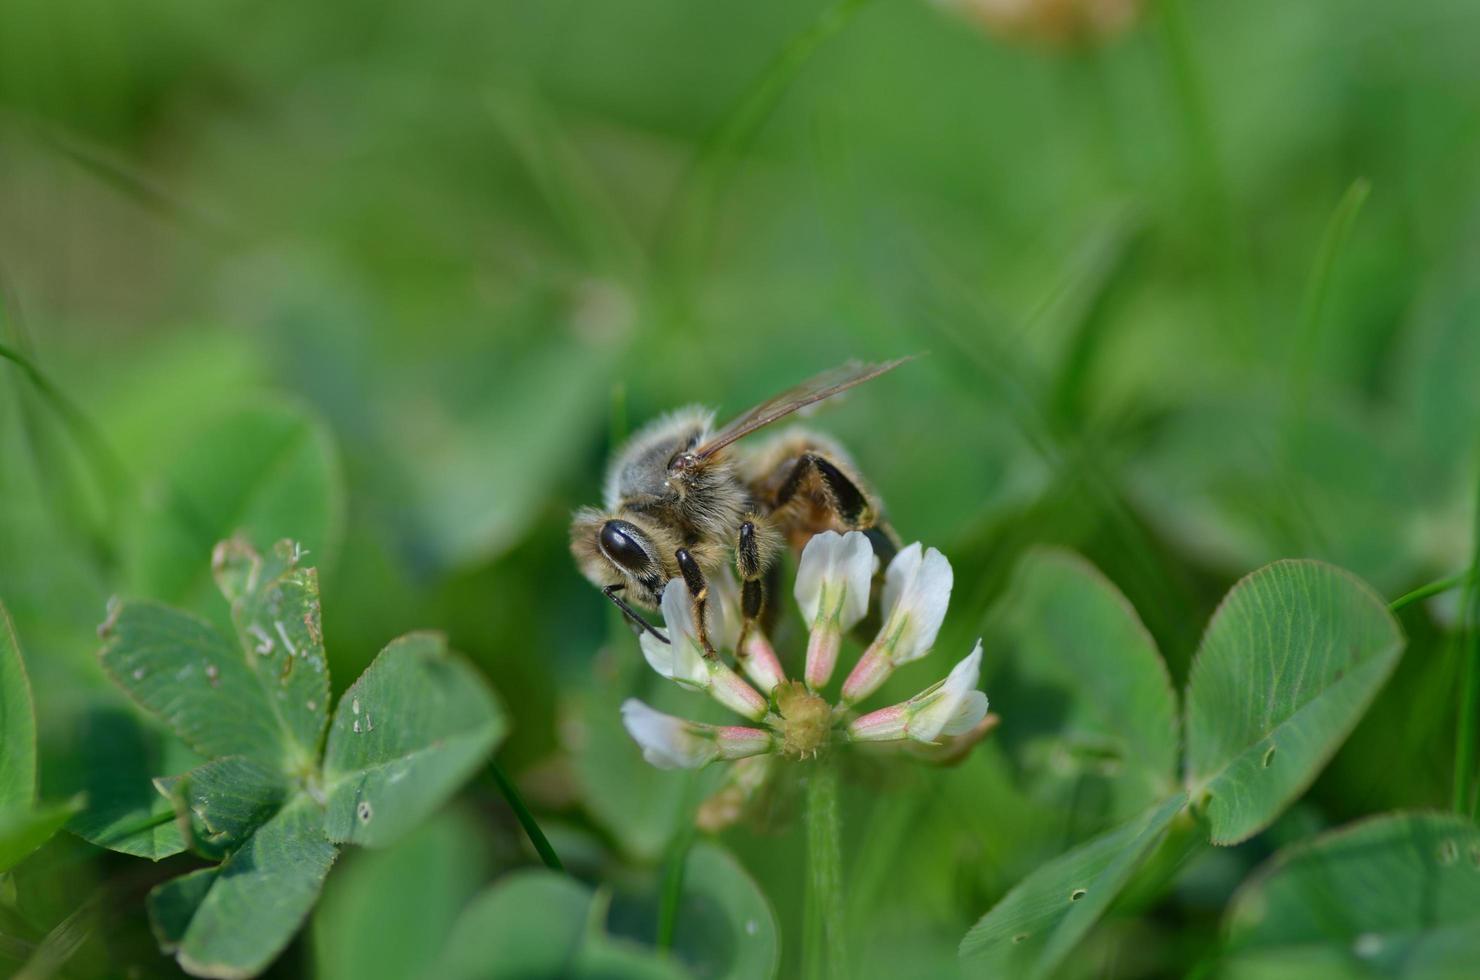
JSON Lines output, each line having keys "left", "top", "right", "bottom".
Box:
{"left": 774, "top": 680, "right": 834, "bottom": 758}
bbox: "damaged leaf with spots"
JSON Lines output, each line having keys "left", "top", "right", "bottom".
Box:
{"left": 213, "top": 536, "right": 332, "bottom": 773}
{"left": 321, "top": 631, "right": 507, "bottom": 849}
{"left": 90, "top": 539, "right": 507, "bottom": 979}
{"left": 155, "top": 755, "right": 290, "bottom": 858}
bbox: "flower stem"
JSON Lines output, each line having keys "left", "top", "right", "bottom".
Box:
{"left": 488, "top": 760, "right": 563, "bottom": 872}
{"left": 804, "top": 763, "right": 845, "bottom": 980}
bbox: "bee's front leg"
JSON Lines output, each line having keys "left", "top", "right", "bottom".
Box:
{"left": 674, "top": 548, "right": 718, "bottom": 657}
{"left": 601, "top": 584, "right": 670, "bottom": 644}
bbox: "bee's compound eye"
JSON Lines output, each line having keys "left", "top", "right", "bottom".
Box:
{"left": 599, "top": 520, "right": 651, "bottom": 573}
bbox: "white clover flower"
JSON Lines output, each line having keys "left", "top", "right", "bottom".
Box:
{"left": 847, "top": 642, "right": 989, "bottom": 744}
{"left": 616, "top": 533, "right": 992, "bottom": 790}
{"left": 639, "top": 579, "right": 709, "bottom": 688}
{"left": 794, "top": 530, "right": 875, "bottom": 688}
{"left": 639, "top": 579, "right": 768, "bottom": 720}
{"left": 621, "top": 700, "right": 772, "bottom": 770}
{"left": 842, "top": 543, "right": 953, "bottom": 704}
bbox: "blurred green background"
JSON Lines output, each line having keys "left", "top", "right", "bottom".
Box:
{"left": 2, "top": 0, "right": 1478, "bottom": 975}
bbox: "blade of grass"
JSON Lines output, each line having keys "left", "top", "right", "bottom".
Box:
{"left": 908, "top": 234, "right": 1201, "bottom": 659}
{"left": 655, "top": 774, "right": 700, "bottom": 951}
{"left": 488, "top": 760, "right": 563, "bottom": 872}
{"left": 660, "top": 0, "right": 874, "bottom": 276}
{"left": 1268, "top": 179, "right": 1372, "bottom": 559}
{"left": 0, "top": 336, "right": 129, "bottom": 567}
{"left": 1453, "top": 444, "right": 1480, "bottom": 817}
{"left": 0, "top": 342, "right": 132, "bottom": 505}
{"left": 486, "top": 86, "right": 646, "bottom": 282}
{"left": 4, "top": 110, "right": 235, "bottom": 247}
{"left": 1389, "top": 571, "right": 1475, "bottom": 613}
{"left": 1285, "top": 178, "right": 1372, "bottom": 435}
{"left": 1154, "top": 0, "right": 1254, "bottom": 351}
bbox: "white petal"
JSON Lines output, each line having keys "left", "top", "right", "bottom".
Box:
{"left": 905, "top": 641, "right": 985, "bottom": 743}
{"left": 878, "top": 544, "right": 953, "bottom": 665}
{"left": 639, "top": 580, "right": 710, "bottom": 688}
{"left": 639, "top": 630, "right": 674, "bottom": 678}
{"left": 659, "top": 577, "right": 698, "bottom": 646}
{"left": 709, "top": 566, "right": 741, "bottom": 653}
{"left": 881, "top": 542, "right": 923, "bottom": 619}
{"left": 794, "top": 530, "right": 842, "bottom": 626}
{"left": 940, "top": 691, "right": 989, "bottom": 736}
{"left": 794, "top": 530, "right": 874, "bottom": 630}
{"left": 835, "top": 530, "right": 875, "bottom": 631}
{"left": 620, "top": 699, "right": 717, "bottom": 769}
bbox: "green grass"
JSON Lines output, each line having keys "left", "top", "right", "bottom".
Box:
{"left": 3, "top": 0, "right": 1480, "bottom": 976}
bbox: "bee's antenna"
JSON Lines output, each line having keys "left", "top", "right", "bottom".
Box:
{"left": 602, "top": 584, "right": 670, "bottom": 644}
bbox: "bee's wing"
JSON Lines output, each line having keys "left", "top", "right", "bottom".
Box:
{"left": 692, "top": 356, "right": 914, "bottom": 460}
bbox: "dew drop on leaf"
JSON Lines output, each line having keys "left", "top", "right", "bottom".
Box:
{"left": 1438, "top": 839, "right": 1459, "bottom": 865}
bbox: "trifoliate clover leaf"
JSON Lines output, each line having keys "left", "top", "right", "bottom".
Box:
{"left": 96, "top": 539, "right": 507, "bottom": 979}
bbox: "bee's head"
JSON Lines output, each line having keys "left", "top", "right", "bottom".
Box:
{"left": 569, "top": 508, "right": 673, "bottom": 608}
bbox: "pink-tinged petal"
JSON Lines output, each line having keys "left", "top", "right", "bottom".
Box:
{"left": 707, "top": 660, "right": 769, "bottom": 721}
{"left": 840, "top": 644, "right": 892, "bottom": 705}
{"left": 804, "top": 625, "right": 842, "bottom": 690}
{"left": 847, "top": 703, "right": 909, "bottom": 742}
{"left": 737, "top": 633, "right": 787, "bottom": 695}
{"left": 715, "top": 726, "right": 774, "bottom": 760}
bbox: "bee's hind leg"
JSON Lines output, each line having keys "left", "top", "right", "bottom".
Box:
{"left": 777, "top": 452, "right": 874, "bottom": 527}
{"left": 774, "top": 452, "right": 900, "bottom": 627}
{"left": 734, "top": 520, "right": 768, "bottom": 652}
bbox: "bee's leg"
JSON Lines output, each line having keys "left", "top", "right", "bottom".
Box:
{"left": 863, "top": 524, "right": 900, "bottom": 568}
{"left": 602, "top": 584, "right": 670, "bottom": 644}
{"left": 775, "top": 452, "right": 876, "bottom": 529}
{"left": 735, "top": 520, "right": 767, "bottom": 651}
{"left": 674, "top": 548, "right": 718, "bottom": 657}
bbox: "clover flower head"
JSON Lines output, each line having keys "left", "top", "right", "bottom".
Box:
{"left": 619, "top": 530, "right": 993, "bottom": 805}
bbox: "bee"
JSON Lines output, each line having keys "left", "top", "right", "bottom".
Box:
{"left": 570, "top": 358, "right": 909, "bottom": 652}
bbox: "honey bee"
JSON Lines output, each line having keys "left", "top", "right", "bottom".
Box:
{"left": 570, "top": 358, "right": 909, "bottom": 651}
